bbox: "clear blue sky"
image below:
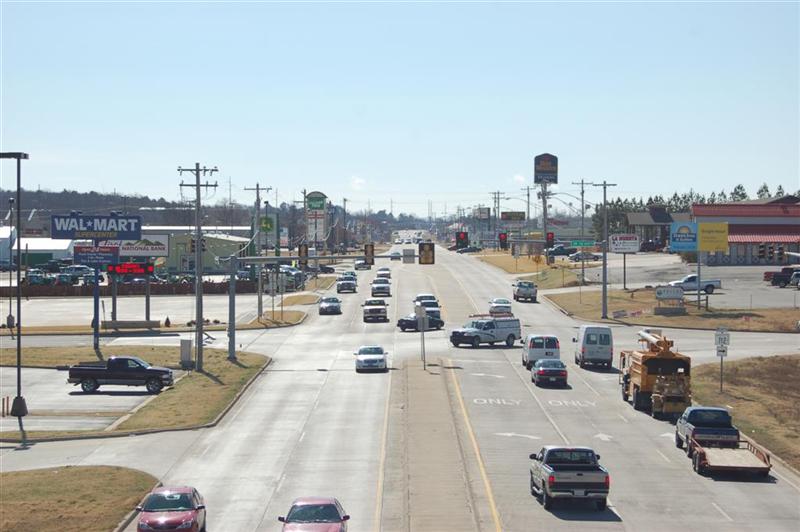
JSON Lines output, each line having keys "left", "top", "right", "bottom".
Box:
{"left": 1, "top": 1, "right": 798, "bottom": 217}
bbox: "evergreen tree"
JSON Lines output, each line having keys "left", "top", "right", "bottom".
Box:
{"left": 708, "top": 192, "right": 717, "bottom": 204}
{"left": 775, "top": 185, "right": 785, "bottom": 197}
{"left": 717, "top": 190, "right": 728, "bottom": 202}
{"left": 730, "top": 184, "right": 749, "bottom": 201}
{"left": 756, "top": 183, "right": 771, "bottom": 199}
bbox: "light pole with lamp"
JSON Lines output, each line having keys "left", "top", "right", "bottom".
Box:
{"left": 7, "top": 198, "right": 14, "bottom": 332}
{"left": 1, "top": 151, "right": 30, "bottom": 442}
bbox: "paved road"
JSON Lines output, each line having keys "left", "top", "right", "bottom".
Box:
{"left": 1, "top": 244, "right": 798, "bottom": 532}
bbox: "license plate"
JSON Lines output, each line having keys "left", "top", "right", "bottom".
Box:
{"left": 546, "top": 352, "right": 553, "bottom": 356}
{"left": 549, "top": 377, "right": 556, "bottom": 381}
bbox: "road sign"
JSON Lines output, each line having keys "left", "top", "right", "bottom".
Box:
{"left": 570, "top": 239, "right": 594, "bottom": 247}
{"left": 534, "top": 153, "right": 558, "bottom": 184}
{"left": 655, "top": 286, "right": 684, "bottom": 300}
{"left": 716, "top": 345, "right": 728, "bottom": 358}
{"left": 609, "top": 233, "right": 640, "bottom": 253}
{"left": 51, "top": 214, "right": 142, "bottom": 240}
{"left": 715, "top": 327, "right": 730, "bottom": 346}
{"left": 403, "top": 248, "right": 415, "bottom": 264}
{"left": 501, "top": 211, "right": 525, "bottom": 221}
{"left": 418, "top": 242, "right": 435, "bottom": 264}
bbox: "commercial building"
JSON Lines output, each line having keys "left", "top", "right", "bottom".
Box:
{"left": 691, "top": 196, "right": 800, "bottom": 265}
{"left": 626, "top": 205, "right": 692, "bottom": 245}
{"left": 0, "top": 226, "right": 15, "bottom": 262}
{"left": 12, "top": 237, "right": 74, "bottom": 267}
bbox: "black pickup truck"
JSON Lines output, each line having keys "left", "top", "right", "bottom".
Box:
{"left": 67, "top": 356, "right": 174, "bottom": 394}
{"left": 771, "top": 267, "right": 800, "bottom": 288}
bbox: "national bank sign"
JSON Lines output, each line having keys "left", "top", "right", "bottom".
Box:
{"left": 51, "top": 214, "right": 143, "bottom": 240}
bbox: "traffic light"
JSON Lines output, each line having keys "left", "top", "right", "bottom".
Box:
{"left": 364, "top": 243, "right": 375, "bottom": 265}
{"left": 190, "top": 238, "right": 196, "bottom": 253}
{"left": 777, "top": 245, "right": 785, "bottom": 261}
{"left": 298, "top": 243, "right": 308, "bottom": 267}
{"left": 419, "top": 242, "right": 435, "bottom": 265}
{"left": 768, "top": 244, "right": 775, "bottom": 260}
{"left": 201, "top": 238, "right": 207, "bottom": 252}
{"left": 498, "top": 232, "right": 508, "bottom": 250}
{"left": 758, "top": 243, "right": 766, "bottom": 259}
{"left": 456, "top": 231, "right": 469, "bottom": 249}
{"left": 546, "top": 232, "right": 555, "bottom": 248}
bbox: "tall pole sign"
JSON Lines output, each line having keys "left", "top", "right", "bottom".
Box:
{"left": 534, "top": 153, "right": 558, "bottom": 245}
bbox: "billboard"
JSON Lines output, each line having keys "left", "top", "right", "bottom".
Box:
{"left": 534, "top": 153, "right": 558, "bottom": 184}
{"left": 698, "top": 223, "right": 729, "bottom": 253}
{"left": 473, "top": 207, "right": 491, "bottom": 220}
{"left": 609, "top": 233, "right": 641, "bottom": 253}
{"left": 306, "top": 191, "right": 327, "bottom": 211}
{"left": 52, "top": 214, "right": 142, "bottom": 240}
{"left": 74, "top": 245, "right": 119, "bottom": 267}
{"left": 99, "top": 235, "right": 170, "bottom": 257}
{"left": 669, "top": 222, "right": 698, "bottom": 252}
{"left": 305, "top": 192, "right": 328, "bottom": 243}
{"left": 501, "top": 211, "right": 526, "bottom": 221}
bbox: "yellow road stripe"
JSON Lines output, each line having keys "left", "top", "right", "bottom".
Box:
{"left": 448, "top": 357, "right": 503, "bottom": 532}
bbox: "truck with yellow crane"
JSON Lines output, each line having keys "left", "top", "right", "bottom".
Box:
{"left": 619, "top": 329, "right": 691, "bottom": 418}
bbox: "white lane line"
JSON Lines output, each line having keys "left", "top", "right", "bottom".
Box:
{"left": 617, "top": 413, "right": 629, "bottom": 423}
{"left": 509, "top": 363, "right": 570, "bottom": 445}
{"left": 711, "top": 502, "right": 733, "bottom": 522}
{"left": 772, "top": 469, "right": 800, "bottom": 493}
{"left": 572, "top": 368, "right": 601, "bottom": 398}
{"left": 655, "top": 449, "right": 670, "bottom": 463}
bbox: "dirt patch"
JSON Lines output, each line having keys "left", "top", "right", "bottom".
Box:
{"left": 517, "top": 267, "right": 580, "bottom": 290}
{"left": 251, "top": 310, "right": 306, "bottom": 326}
{"left": 281, "top": 294, "right": 320, "bottom": 306}
{"left": 0, "top": 465, "right": 156, "bottom": 532}
{"left": 546, "top": 288, "right": 800, "bottom": 333}
{"left": 692, "top": 354, "right": 800, "bottom": 471}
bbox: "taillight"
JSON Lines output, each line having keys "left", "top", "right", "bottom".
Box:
{"left": 548, "top": 474, "right": 555, "bottom": 487}
{"left": 555, "top": 339, "right": 560, "bottom": 348}
{"left": 559, "top": 371, "right": 567, "bottom": 376}
{"left": 604, "top": 475, "right": 610, "bottom": 489}
{"left": 581, "top": 347, "right": 586, "bottom": 354}
{"left": 538, "top": 370, "right": 546, "bottom": 375}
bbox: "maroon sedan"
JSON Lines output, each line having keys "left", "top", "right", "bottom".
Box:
{"left": 278, "top": 497, "right": 350, "bottom": 531}
{"left": 136, "top": 486, "right": 206, "bottom": 531}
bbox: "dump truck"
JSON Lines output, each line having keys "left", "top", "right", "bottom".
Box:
{"left": 619, "top": 329, "right": 691, "bottom": 418}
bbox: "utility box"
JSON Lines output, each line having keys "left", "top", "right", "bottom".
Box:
{"left": 180, "top": 339, "right": 194, "bottom": 370}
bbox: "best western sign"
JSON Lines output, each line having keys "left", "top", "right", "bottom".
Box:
{"left": 52, "top": 215, "right": 142, "bottom": 240}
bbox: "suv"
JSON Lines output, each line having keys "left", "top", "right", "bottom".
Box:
{"left": 362, "top": 298, "right": 389, "bottom": 322}
{"left": 355, "top": 260, "right": 371, "bottom": 271}
{"left": 337, "top": 279, "right": 357, "bottom": 293}
{"left": 371, "top": 278, "right": 391, "bottom": 297}
{"left": 513, "top": 281, "right": 538, "bottom": 302}
{"left": 450, "top": 316, "right": 521, "bottom": 348}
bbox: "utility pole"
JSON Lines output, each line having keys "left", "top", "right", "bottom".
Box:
{"left": 179, "top": 163, "right": 218, "bottom": 372}
{"left": 245, "top": 183, "right": 271, "bottom": 320}
{"left": 489, "top": 191, "right": 505, "bottom": 240}
{"left": 540, "top": 182, "right": 550, "bottom": 241}
{"left": 343, "top": 198, "right": 348, "bottom": 250}
{"left": 592, "top": 180, "right": 617, "bottom": 320}
{"left": 521, "top": 186, "right": 531, "bottom": 229}
{"left": 572, "top": 179, "right": 588, "bottom": 285}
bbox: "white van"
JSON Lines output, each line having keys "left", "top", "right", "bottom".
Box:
{"left": 521, "top": 334, "right": 560, "bottom": 369}
{"left": 573, "top": 325, "right": 613, "bottom": 368}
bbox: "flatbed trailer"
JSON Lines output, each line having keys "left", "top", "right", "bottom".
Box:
{"left": 688, "top": 437, "right": 771, "bottom": 477}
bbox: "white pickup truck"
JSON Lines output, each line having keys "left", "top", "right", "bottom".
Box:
{"left": 669, "top": 274, "right": 721, "bottom": 294}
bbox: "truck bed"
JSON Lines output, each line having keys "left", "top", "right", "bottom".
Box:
{"left": 693, "top": 439, "right": 771, "bottom": 474}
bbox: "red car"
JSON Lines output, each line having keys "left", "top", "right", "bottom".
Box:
{"left": 278, "top": 496, "right": 350, "bottom": 531}
{"left": 136, "top": 486, "right": 206, "bottom": 531}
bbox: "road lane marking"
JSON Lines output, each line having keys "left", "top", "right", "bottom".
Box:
{"left": 711, "top": 502, "right": 733, "bottom": 522}
{"left": 572, "top": 369, "right": 601, "bottom": 397}
{"left": 548, "top": 399, "right": 596, "bottom": 407}
{"left": 473, "top": 398, "right": 521, "bottom": 406}
{"left": 510, "top": 364, "right": 570, "bottom": 445}
{"left": 617, "top": 413, "right": 629, "bottom": 423}
{"left": 593, "top": 433, "right": 613, "bottom": 442}
{"left": 470, "top": 373, "right": 505, "bottom": 378}
{"left": 655, "top": 449, "right": 671, "bottom": 463}
{"left": 447, "top": 358, "right": 503, "bottom": 532}
{"left": 495, "top": 432, "right": 540, "bottom": 440}
{"left": 372, "top": 366, "right": 393, "bottom": 532}
{"left": 772, "top": 469, "right": 800, "bottom": 492}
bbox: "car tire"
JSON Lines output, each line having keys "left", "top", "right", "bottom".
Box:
{"left": 400, "top": 326, "right": 406, "bottom": 332}
{"left": 632, "top": 387, "right": 641, "bottom": 410}
{"left": 471, "top": 337, "right": 480, "bottom": 349}
{"left": 686, "top": 438, "right": 694, "bottom": 458}
{"left": 542, "top": 489, "right": 552, "bottom": 510}
{"left": 778, "top": 281, "right": 787, "bottom": 288}
{"left": 451, "top": 341, "right": 460, "bottom": 347}
{"left": 579, "top": 357, "right": 586, "bottom": 368}
{"left": 521, "top": 355, "right": 526, "bottom": 368}
{"left": 675, "top": 431, "right": 684, "bottom": 449}
{"left": 81, "top": 378, "right": 99, "bottom": 393}
{"left": 596, "top": 498, "right": 607, "bottom": 511}
{"left": 705, "top": 285, "right": 715, "bottom": 294}
{"left": 533, "top": 297, "right": 537, "bottom": 303}
{"left": 505, "top": 335, "right": 515, "bottom": 347}
{"left": 692, "top": 454, "right": 705, "bottom": 475}
{"left": 146, "top": 378, "right": 163, "bottom": 394}
{"left": 530, "top": 473, "right": 537, "bottom": 496}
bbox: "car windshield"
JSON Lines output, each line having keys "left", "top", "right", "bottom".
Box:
{"left": 536, "top": 360, "right": 566, "bottom": 369}
{"left": 420, "top": 300, "right": 438, "bottom": 308}
{"left": 359, "top": 347, "right": 384, "bottom": 355}
{"left": 518, "top": 282, "right": 533, "bottom": 288}
{"left": 322, "top": 298, "right": 339, "bottom": 304}
{"left": 373, "top": 278, "right": 389, "bottom": 284}
{"left": 546, "top": 450, "right": 596, "bottom": 465}
{"left": 142, "top": 493, "right": 194, "bottom": 512}
{"left": 493, "top": 298, "right": 511, "bottom": 305}
{"left": 286, "top": 503, "right": 341, "bottom": 523}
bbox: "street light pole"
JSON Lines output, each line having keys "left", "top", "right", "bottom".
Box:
{"left": 592, "top": 180, "right": 617, "bottom": 319}
{"left": 1, "top": 152, "right": 30, "bottom": 441}
{"left": 7, "top": 198, "right": 14, "bottom": 330}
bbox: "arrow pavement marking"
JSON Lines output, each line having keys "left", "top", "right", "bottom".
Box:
{"left": 494, "top": 432, "right": 541, "bottom": 440}
{"left": 593, "top": 433, "right": 613, "bottom": 442}
{"left": 471, "top": 373, "right": 505, "bottom": 379}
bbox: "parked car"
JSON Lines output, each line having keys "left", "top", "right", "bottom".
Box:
{"left": 529, "top": 446, "right": 609, "bottom": 511}
{"left": 354, "top": 345, "right": 388, "bottom": 372}
{"left": 531, "top": 359, "right": 568, "bottom": 387}
{"left": 136, "top": 486, "right": 206, "bottom": 532}
{"left": 397, "top": 313, "right": 444, "bottom": 331}
{"left": 319, "top": 296, "right": 342, "bottom": 315}
{"left": 67, "top": 356, "right": 174, "bottom": 394}
{"left": 337, "top": 280, "right": 357, "bottom": 293}
{"left": 450, "top": 316, "right": 521, "bottom": 348}
{"left": 488, "top": 297, "right": 513, "bottom": 316}
{"left": 278, "top": 497, "right": 350, "bottom": 531}
{"left": 771, "top": 267, "right": 800, "bottom": 288}
{"left": 573, "top": 325, "right": 613, "bottom": 368}
{"left": 569, "top": 251, "right": 601, "bottom": 262}
{"left": 512, "top": 281, "right": 538, "bottom": 302}
{"left": 521, "top": 334, "right": 560, "bottom": 369}
{"left": 669, "top": 274, "right": 722, "bottom": 294}
{"left": 639, "top": 240, "right": 664, "bottom": 252}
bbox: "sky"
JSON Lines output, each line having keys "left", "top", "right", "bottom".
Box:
{"left": 1, "top": 1, "right": 798, "bottom": 218}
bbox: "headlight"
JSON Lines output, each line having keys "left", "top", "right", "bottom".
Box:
{"left": 138, "top": 522, "right": 154, "bottom": 530}
{"left": 176, "top": 521, "right": 194, "bottom": 529}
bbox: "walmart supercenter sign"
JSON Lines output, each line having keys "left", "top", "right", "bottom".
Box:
{"left": 51, "top": 215, "right": 143, "bottom": 240}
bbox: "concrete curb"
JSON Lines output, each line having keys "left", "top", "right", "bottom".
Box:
{"left": 0, "top": 355, "right": 272, "bottom": 444}
{"left": 114, "top": 480, "right": 163, "bottom": 532}
{"left": 541, "top": 295, "right": 573, "bottom": 317}
{"left": 741, "top": 430, "right": 800, "bottom": 479}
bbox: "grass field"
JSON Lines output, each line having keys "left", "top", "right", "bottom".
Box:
{"left": 692, "top": 354, "right": 800, "bottom": 471}
{"left": 0, "top": 466, "right": 156, "bottom": 532}
{"left": 281, "top": 294, "right": 321, "bottom": 306}
{"left": 306, "top": 276, "right": 336, "bottom": 291}
{"left": 476, "top": 254, "right": 581, "bottom": 289}
{"left": 546, "top": 288, "right": 799, "bottom": 333}
{"left": 252, "top": 309, "right": 306, "bottom": 326}
{"left": 0, "top": 347, "right": 267, "bottom": 441}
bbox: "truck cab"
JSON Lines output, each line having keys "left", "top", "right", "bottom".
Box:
{"left": 675, "top": 406, "right": 740, "bottom": 452}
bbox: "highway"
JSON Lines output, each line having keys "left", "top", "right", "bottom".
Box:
{"left": 1, "top": 243, "right": 799, "bottom": 531}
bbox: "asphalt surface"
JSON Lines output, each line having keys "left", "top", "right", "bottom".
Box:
{"left": 1, "top": 243, "right": 798, "bottom": 532}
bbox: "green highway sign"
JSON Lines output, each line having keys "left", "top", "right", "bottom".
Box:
{"left": 571, "top": 239, "right": 595, "bottom": 247}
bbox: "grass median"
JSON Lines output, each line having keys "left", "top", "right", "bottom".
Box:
{"left": 546, "top": 288, "right": 799, "bottom": 333}
{"left": 0, "top": 346, "right": 268, "bottom": 441}
{"left": 281, "top": 293, "right": 321, "bottom": 306}
{"left": 0, "top": 465, "right": 157, "bottom": 532}
{"left": 692, "top": 354, "right": 800, "bottom": 471}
